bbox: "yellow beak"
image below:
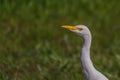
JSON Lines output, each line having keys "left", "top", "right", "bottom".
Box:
{"left": 62, "top": 25, "right": 78, "bottom": 30}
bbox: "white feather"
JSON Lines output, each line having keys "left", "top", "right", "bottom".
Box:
{"left": 67, "top": 25, "right": 109, "bottom": 80}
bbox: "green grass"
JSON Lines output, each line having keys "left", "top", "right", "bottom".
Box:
{"left": 0, "top": 0, "right": 120, "bottom": 80}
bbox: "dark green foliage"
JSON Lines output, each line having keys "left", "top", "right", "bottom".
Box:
{"left": 0, "top": 0, "right": 120, "bottom": 79}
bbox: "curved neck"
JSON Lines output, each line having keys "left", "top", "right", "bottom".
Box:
{"left": 80, "top": 35, "right": 96, "bottom": 78}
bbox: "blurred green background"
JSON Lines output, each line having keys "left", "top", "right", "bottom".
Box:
{"left": 0, "top": 0, "right": 120, "bottom": 80}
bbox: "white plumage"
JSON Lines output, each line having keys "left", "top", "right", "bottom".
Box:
{"left": 62, "top": 25, "right": 109, "bottom": 80}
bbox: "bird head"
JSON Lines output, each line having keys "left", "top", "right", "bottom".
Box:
{"left": 62, "top": 25, "right": 91, "bottom": 37}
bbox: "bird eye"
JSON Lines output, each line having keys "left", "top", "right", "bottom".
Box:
{"left": 78, "top": 28, "right": 83, "bottom": 31}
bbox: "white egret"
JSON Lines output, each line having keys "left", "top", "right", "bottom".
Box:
{"left": 62, "top": 25, "right": 109, "bottom": 80}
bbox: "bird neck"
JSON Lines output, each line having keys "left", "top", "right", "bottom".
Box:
{"left": 82, "top": 35, "right": 91, "bottom": 50}
{"left": 80, "top": 35, "right": 96, "bottom": 78}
